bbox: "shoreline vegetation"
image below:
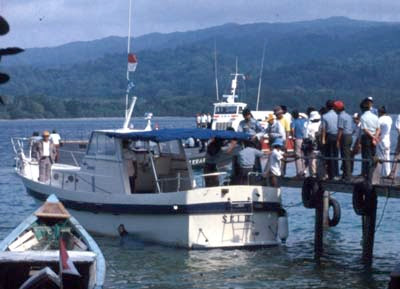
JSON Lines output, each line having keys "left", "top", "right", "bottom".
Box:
{"left": 2, "top": 17, "right": 400, "bottom": 119}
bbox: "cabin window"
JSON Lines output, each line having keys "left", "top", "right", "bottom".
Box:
{"left": 97, "top": 134, "right": 116, "bottom": 156}
{"left": 87, "top": 134, "right": 97, "bottom": 156}
{"left": 159, "top": 140, "right": 181, "bottom": 155}
{"left": 215, "top": 106, "right": 238, "bottom": 114}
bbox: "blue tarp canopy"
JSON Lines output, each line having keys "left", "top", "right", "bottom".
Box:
{"left": 104, "top": 128, "right": 251, "bottom": 142}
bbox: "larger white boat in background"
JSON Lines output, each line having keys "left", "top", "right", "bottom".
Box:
{"left": 211, "top": 62, "right": 273, "bottom": 132}
{"left": 12, "top": 128, "right": 288, "bottom": 249}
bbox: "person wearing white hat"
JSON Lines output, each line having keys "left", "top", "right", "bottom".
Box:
{"left": 304, "top": 111, "right": 321, "bottom": 177}
{"left": 377, "top": 106, "right": 392, "bottom": 177}
{"left": 388, "top": 114, "right": 400, "bottom": 179}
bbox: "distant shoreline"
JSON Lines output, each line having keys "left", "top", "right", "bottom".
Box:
{"left": 0, "top": 116, "right": 195, "bottom": 122}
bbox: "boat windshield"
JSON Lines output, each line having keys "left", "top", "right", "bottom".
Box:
{"left": 214, "top": 106, "right": 238, "bottom": 114}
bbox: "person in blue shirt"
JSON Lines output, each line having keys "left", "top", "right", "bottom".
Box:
{"left": 335, "top": 100, "right": 353, "bottom": 181}
{"left": 291, "top": 110, "right": 307, "bottom": 177}
{"left": 321, "top": 100, "right": 339, "bottom": 180}
{"left": 237, "top": 108, "right": 264, "bottom": 137}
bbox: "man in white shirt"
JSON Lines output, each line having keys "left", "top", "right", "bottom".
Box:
{"left": 264, "top": 138, "right": 285, "bottom": 187}
{"left": 49, "top": 129, "right": 61, "bottom": 162}
{"left": 36, "top": 130, "right": 56, "bottom": 183}
{"left": 377, "top": 106, "right": 392, "bottom": 176}
{"left": 360, "top": 100, "right": 380, "bottom": 179}
{"left": 388, "top": 114, "right": 400, "bottom": 179}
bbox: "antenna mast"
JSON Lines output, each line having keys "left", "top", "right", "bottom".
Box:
{"left": 214, "top": 39, "right": 219, "bottom": 101}
{"left": 125, "top": 0, "right": 133, "bottom": 118}
{"left": 256, "top": 40, "right": 266, "bottom": 111}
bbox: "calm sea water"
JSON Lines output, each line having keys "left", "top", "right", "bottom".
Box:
{"left": 0, "top": 117, "right": 399, "bottom": 289}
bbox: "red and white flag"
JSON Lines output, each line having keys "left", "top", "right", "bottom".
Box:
{"left": 128, "top": 53, "right": 138, "bottom": 72}
{"left": 59, "top": 238, "right": 80, "bottom": 276}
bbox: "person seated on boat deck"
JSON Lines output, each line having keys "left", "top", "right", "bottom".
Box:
{"left": 122, "top": 140, "right": 138, "bottom": 193}
{"left": 237, "top": 108, "right": 264, "bottom": 140}
{"left": 204, "top": 138, "right": 224, "bottom": 187}
{"left": 36, "top": 130, "right": 57, "bottom": 183}
{"left": 237, "top": 140, "right": 265, "bottom": 185}
{"left": 264, "top": 138, "right": 285, "bottom": 188}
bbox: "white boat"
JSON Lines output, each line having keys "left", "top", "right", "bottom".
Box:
{"left": 13, "top": 128, "right": 288, "bottom": 249}
{"left": 0, "top": 194, "right": 105, "bottom": 289}
{"left": 211, "top": 60, "right": 273, "bottom": 132}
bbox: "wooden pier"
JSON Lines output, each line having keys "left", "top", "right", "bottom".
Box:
{"left": 281, "top": 175, "right": 400, "bottom": 198}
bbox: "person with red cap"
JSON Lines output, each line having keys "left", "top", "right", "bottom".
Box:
{"left": 335, "top": 100, "right": 353, "bottom": 181}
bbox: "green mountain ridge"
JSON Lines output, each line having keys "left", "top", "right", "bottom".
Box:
{"left": 2, "top": 17, "right": 400, "bottom": 119}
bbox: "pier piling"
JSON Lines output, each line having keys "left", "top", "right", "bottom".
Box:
{"left": 389, "top": 263, "right": 400, "bottom": 289}
{"left": 314, "top": 187, "right": 324, "bottom": 260}
{"left": 361, "top": 188, "right": 377, "bottom": 266}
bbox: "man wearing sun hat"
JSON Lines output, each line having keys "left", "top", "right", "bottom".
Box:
{"left": 36, "top": 130, "right": 57, "bottom": 183}
{"left": 265, "top": 113, "right": 285, "bottom": 147}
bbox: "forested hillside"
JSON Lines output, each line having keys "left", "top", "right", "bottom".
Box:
{"left": 2, "top": 17, "right": 400, "bottom": 118}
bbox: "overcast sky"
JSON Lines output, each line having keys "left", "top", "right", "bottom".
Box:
{"left": 2, "top": 0, "right": 400, "bottom": 48}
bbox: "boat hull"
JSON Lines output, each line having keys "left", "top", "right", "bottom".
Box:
{"left": 21, "top": 176, "right": 284, "bottom": 249}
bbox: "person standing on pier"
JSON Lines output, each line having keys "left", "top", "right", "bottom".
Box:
{"left": 388, "top": 114, "right": 400, "bottom": 180}
{"left": 351, "top": 113, "right": 362, "bottom": 173}
{"left": 266, "top": 113, "right": 286, "bottom": 150}
{"left": 360, "top": 99, "right": 380, "bottom": 179}
{"left": 274, "top": 106, "right": 290, "bottom": 176}
{"left": 36, "top": 130, "right": 56, "bottom": 183}
{"left": 321, "top": 100, "right": 339, "bottom": 180}
{"left": 291, "top": 110, "right": 306, "bottom": 177}
{"left": 377, "top": 106, "right": 392, "bottom": 177}
{"left": 304, "top": 111, "right": 321, "bottom": 177}
{"left": 335, "top": 101, "right": 353, "bottom": 181}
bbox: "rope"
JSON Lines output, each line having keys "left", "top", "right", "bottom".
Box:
{"left": 375, "top": 191, "right": 389, "bottom": 232}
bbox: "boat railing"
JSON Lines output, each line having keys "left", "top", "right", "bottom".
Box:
{"left": 11, "top": 137, "right": 30, "bottom": 158}
{"left": 58, "top": 148, "right": 86, "bottom": 167}
{"left": 156, "top": 171, "right": 229, "bottom": 192}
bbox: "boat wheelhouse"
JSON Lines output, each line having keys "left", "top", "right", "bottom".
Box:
{"left": 13, "top": 128, "right": 288, "bottom": 249}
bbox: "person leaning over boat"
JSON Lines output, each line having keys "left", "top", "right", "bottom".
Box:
{"left": 377, "top": 106, "right": 392, "bottom": 177}
{"left": 335, "top": 100, "right": 353, "bottom": 181}
{"left": 237, "top": 140, "right": 265, "bottom": 185}
{"left": 388, "top": 114, "right": 400, "bottom": 180}
{"left": 360, "top": 99, "right": 380, "bottom": 179}
{"left": 36, "top": 130, "right": 56, "bottom": 183}
{"left": 237, "top": 108, "right": 264, "bottom": 136}
{"left": 264, "top": 138, "right": 285, "bottom": 187}
{"left": 204, "top": 138, "right": 224, "bottom": 187}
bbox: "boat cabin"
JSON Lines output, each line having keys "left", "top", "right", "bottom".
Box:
{"left": 50, "top": 128, "right": 251, "bottom": 195}
{"left": 212, "top": 102, "right": 247, "bottom": 131}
